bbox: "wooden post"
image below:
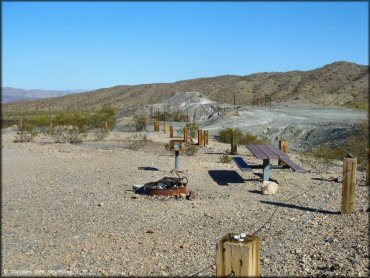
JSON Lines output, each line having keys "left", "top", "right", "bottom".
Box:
{"left": 164, "top": 121, "right": 168, "bottom": 134}
{"left": 341, "top": 157, "right": 357, "bottom": 214}
{"left": 204, "top": 130, "right": 209, "bottom": 146}
{"left": 234, "top": 95, "right": 236, "bottom": 109}
{"left": 184, "top": 128, "right": 189, "bottom": 142}
{"left": 154, "top": 121, "right": 160, "bottom": 132}
{"left": 104, "top": 121, "right": 108, "bottom": 129}
{"left": 216, "top": 234, "right": 260, "bottom": 277}
{"left": 198, "top": 129, "right": 203, "bottom": 147}
{"left": 170, "top": 126, "right": 174, "bottom": 138}
{"left": 230, "top": 133, "right": 237, "bottom": 155}
{"left": 278, "top": 140, "right": 288, "bottom": 165}
{"left": 269, "top": 97, "right": 272, "bottom": 109}
{"left": 366, "top": 150, "right": 370, "bottom": 186}
{"left": 49, "top": 121, "right": 53, "bottom": 134}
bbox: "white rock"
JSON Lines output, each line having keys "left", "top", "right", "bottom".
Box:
{"left": 132, "top": 184, "right": 143, "bottom": 191}
{"left": 261, "top": 181, "right": 278, "bottom": 195}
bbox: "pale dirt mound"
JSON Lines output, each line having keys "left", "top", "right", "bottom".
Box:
{"left": 116, "top": 95, "right": 367, "bottom": 150}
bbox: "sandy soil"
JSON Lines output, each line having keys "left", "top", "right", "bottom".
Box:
{"left": 1, "top": 129, "right": 369, "bottom": 276}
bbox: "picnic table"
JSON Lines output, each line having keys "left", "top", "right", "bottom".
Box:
{"left": 233, "top": 144, "right": 305, "bottom": 181}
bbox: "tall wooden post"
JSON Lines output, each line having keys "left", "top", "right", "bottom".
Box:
{"left": 104, "top": 121, "right": 108, "bottom": 129}
{"left": 341, "top": 157, "right": 357, "bottom": 214}
{"left": 49, "top": 121, "right": 53, "bottom": 135}
{"left": 164, "top": 121, "right": 168, "bottom": 134}
{"left": 278, "top": 140, "right": 288, "bottom": 165}
{"left": 184, "top": 128, "right": 189, "bottom": 142}
{"left": 231, "top": 133, "right": 237, "bottom": 155}
{"left": 234, "top": 95, "right": 236, "bottom": 109}
{"left": 154, "top": 121, "right": 160, "bottom": 132}
{"left": 204, "top": 130, "right": 209, "bottom": 146}
{"left": 170, "top": 126, "right": 174, "bottom": 138}
{"left": 198, "top": 129, "right": 203, "bottom": 147}
{"left": 367, "top": 150, "right": 370, "bottom": 186}
{"left": 216, "top": 234, "right": 260, "bottom": 277}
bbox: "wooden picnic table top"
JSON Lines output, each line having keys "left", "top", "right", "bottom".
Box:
{"left": 246, "top": 144, "right": 289, "bottom": 160}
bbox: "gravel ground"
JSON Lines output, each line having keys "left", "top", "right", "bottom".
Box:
{"left": 2, "top": 130, "right": 369, "bottom": 277}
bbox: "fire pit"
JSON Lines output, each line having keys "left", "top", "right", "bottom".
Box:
{"left": 143, "top": 176, "right": 188, "bottom": 196}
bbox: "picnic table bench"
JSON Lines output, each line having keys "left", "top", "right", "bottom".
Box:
{"left": 233, "top": 144, "right": 305, "bottom": 181}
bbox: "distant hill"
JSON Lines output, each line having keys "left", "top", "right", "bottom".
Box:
{"left": 2, "top": 61, "right": 368, "bottom": 113}
{"left": 1, "top": 87, "right": 87, "bottom": 104}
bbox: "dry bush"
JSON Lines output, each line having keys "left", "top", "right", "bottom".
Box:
{"left": 184, "top": 143, "right": 198, "bottom": 156}
{"left": 240, "top": 132, "right": 270, "bottom": 145}
{"left": 217, "top": 128, "right": 243, "bottom": 144}
{"left": 219, "top": 154, "right": 232, "bottom": 163}
{"left": 134, "top": 115, "right": 148, "bottom": 131}
{"left": 52, "top": 125, "right": 85, "bottom": 144}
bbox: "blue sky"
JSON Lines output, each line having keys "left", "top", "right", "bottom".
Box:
{"left": 2, "top": 1, "right": 369, "bottom": 90}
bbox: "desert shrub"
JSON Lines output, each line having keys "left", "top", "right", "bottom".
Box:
{"left": 142, "top": 134, "right": 150, "bottom": 143}
{"left": 134, "top": 115, "right": 148, "bottom": 131}
{"left": 52, "top": 125, "right": 84, "bottom": 144}
{"left": 14, "top": 131, "right": 35, "bottom": 143}
{"left": 164, "top": 143, "right": 170, "bottom": 151}
{"left": 155, "top": 110, "right": 189, "bottom": 122}
{"left": 1, "top": 119, "right": 18, "bottom": 129}
{"left": 346, "top": 102, "right": 368, "bottom": 111}
{"left": 240, "top": 133, "right": 270, "bottom": 145}
{"left": 312, "top": 143, "right": 345, "bottom": 161}
{"left": 342, "top": 121, "right": 368, "bottom": 170}
{"left": 219, "top": 155, "right": 232, "bottom": 163}
{"left": 184, "top": 143, "right": 198, "bottom": 156}
{"left": 180, "top": 122, "right": 199, "bottom": 138}
{"left": 217, "top": 128, "right": 243, "bottom": 144}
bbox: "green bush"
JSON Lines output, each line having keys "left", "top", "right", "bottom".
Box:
{"left": 180, "top": 122, "right": 199, "bottom": 138}
{"left": 346, "top": 102, "right": 368, "bottom": 111}
{"left": 134, "top": 115, "right": 148, "bottom": 131}
{"left": 240, "top": 132, "right": 270, "bottom": 145}
{"left": 154, "top": 110, "right": 189, "bottom": 122}
{"left": 184, "top": 143, "right": 198, "bottom": 156}
{"left": 217, "top": 128, "right": 243, "bottom": 144}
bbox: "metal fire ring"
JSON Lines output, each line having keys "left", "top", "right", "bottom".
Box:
{"left": 144, "top": 176, "right": 189, "bottom": 196}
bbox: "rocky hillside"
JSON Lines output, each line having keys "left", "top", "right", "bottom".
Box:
{"left": 3, "top": 61, "right": 368, "bottom": 113}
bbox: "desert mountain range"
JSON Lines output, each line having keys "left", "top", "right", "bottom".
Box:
{"left": 1, "top": 88, "right": 88, "bottom": 104}
{"left": 2, "top": 61, "right": 368, "bottom": 113}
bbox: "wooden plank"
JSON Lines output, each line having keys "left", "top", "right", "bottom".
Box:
{"left": 279, "top": 157, "right": 305, "bottom": 172}
{"left": 341, "top": 157, "right": 357, "bottom": 214}
{"left": 233, "top": 157, "right": 253, "bottom": 172}
{"left": 266, "top": 144, "right": 289, "bottom": 158}
{"left": 247, "top": 144, "right": 268, "bottom": 160}
{"left": 257, "top": 144, "right": 279, "bottom": 159}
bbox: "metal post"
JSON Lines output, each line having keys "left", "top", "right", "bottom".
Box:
{"left": 175, "top": 151, "right": 180, "bottom": 171}
{"left": 262, "top": 159, "right": 270, "bottom": 181}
